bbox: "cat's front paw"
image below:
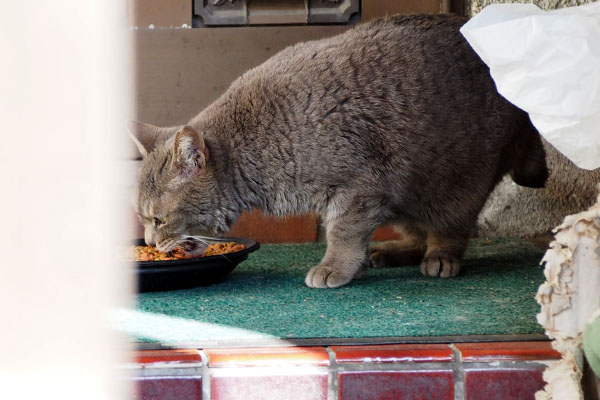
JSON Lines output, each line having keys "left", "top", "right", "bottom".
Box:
{"left": 420, "top": 256, "right": 460, "bottom": 278}
{"left": 305, "top": 265, "right": 353, "bottom": 288}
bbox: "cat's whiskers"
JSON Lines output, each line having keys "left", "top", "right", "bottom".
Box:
{"left": 184, "top": 235, "right": 230, "bottom": 242}
{"left": 179, "top": 235, "right": 234, "bottom": 262}
{"left": 156, "top": 238, "right": 177, "bottom": 253}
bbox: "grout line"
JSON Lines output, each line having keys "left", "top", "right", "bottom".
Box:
{"left": 207, "top": 366, "right": 331, "bottom": 377}
{"left": 329, "top": 361, "right": 455, "bottom": 372}
{"left": 326, "top": 347, "right": 339, "bottom": 400}
{"left": 461, "top": 360, "right": 553, "bottom": 370}
{"left": 198, "top": 349, "right": 211, "bottom": 400}
{"left": 132, "top": 366, "right": 204, "bottom": 378}
{"left": 450, "top": 344, "right": 465, "bottom": 400}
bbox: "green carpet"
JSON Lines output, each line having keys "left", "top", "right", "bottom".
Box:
{"left": 117, "top": 238, "right": 546, "bottom": 345}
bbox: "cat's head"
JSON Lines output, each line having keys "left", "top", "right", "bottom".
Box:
{"left": 129, "top": 121, "right": 230, "bottom": 255}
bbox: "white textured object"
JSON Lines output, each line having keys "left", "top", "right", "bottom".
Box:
{"left": 461, "top": 3, "right": 600, "bottom": 170}
{"left": 534, "top": 191, "right": 600, "bottom": 399}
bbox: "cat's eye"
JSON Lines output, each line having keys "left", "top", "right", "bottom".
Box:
{"left": 153, "top": 217, "right": 166, "bottom": 227}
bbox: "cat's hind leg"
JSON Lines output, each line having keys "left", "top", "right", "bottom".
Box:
{"left": 419, "top": 230, "right": 469, "bottom": 278}
{"left": 369, "top": 224, "right": 426, "bottom": 268}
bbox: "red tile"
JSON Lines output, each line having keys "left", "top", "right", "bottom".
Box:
{"left": 372, "top": 226, "right": 403, "bottom": 241}
{"left": 456, "top": 341, "right": 560, "bottom": 362}
{"left": 464, "top": 368, "right": 545, "bottom": 400}
{"left": 227, "top": 210, "right": 318, "bottom": 243}
{"left": 339, "top": 370, "right": 454, "bottom": 400}
{"left": 134, "top": 376, "right": 202, "bottom": 400}
{"left": 134, "top": 349, "right": 203, "bottom": 365}
{"left": 205, "top": 347, "right": 330, "bottom": 367}
{"left": 211, "top": 373, "right": 327, "bottom": 400}
{"left": 332, "top": 344, "right": 454, "bottom": 364}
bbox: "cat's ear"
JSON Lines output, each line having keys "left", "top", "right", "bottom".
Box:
{"left": 171, "top": 126, "right": 208, "bottom": 179}
{"left": 127, "top": 120, "right": 178, "bottom": 158}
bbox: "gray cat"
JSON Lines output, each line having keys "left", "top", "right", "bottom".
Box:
{"left": 130, "top": 14, "right": 548, "bottom": 288}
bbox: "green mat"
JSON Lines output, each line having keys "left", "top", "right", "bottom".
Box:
{"left": 117, "top": 238, "right": 546, "bottom": 346}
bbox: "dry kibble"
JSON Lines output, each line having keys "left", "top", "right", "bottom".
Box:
{"left": 202, "top": 242, "right": 245, "bottom": 257}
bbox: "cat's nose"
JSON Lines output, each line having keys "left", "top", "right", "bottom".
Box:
{"left": 144, "top": 230, "right": 156, "bottom": 247}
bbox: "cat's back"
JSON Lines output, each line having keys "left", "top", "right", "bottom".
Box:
{"left": 247, "top": 14, "right": 473, "bottom": 79}
{"left": 217, "top": 13, "right": 510, "bottom": 166}
{"left": 228, "top": 13, "right": 491, "bottom": 120}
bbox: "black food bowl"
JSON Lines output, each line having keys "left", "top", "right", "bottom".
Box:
{"left": 134, "top": 237, "right": 259, "bottom": 293}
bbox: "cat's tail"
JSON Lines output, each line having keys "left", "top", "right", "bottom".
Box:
{"left": 508, "top": 115, "right": 549, "bottom": 188}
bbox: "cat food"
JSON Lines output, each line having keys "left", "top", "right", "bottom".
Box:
{"left": 202, "top": 241, "right": 246, "bottom": 256}
{"left": 132, "top": 245, "right": 177, "bottom": 261}
{"left": 130, "top": 242, "right": 245, "bottom": 262}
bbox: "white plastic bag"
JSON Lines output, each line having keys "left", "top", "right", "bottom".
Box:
{"left": 460, "top": 3, "right": 600, "bottom": 170}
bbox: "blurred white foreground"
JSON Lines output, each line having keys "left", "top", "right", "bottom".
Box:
{"left": 0, "top": 2, "right": 132, "bottom": 399}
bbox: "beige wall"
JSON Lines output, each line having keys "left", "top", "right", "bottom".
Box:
{"left": 128, "top": 0, "right": 192, "bottom": 27}
{"left": 132, "top": 25, "right": 347, "bottom": 127}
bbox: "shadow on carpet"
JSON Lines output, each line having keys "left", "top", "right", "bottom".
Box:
{"left": 117, "top": 238, "right": 546, "bottom": 345}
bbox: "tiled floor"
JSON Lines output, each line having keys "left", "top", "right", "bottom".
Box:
{"left": 128, "top": 341, "right": 560, "bottom": 400}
